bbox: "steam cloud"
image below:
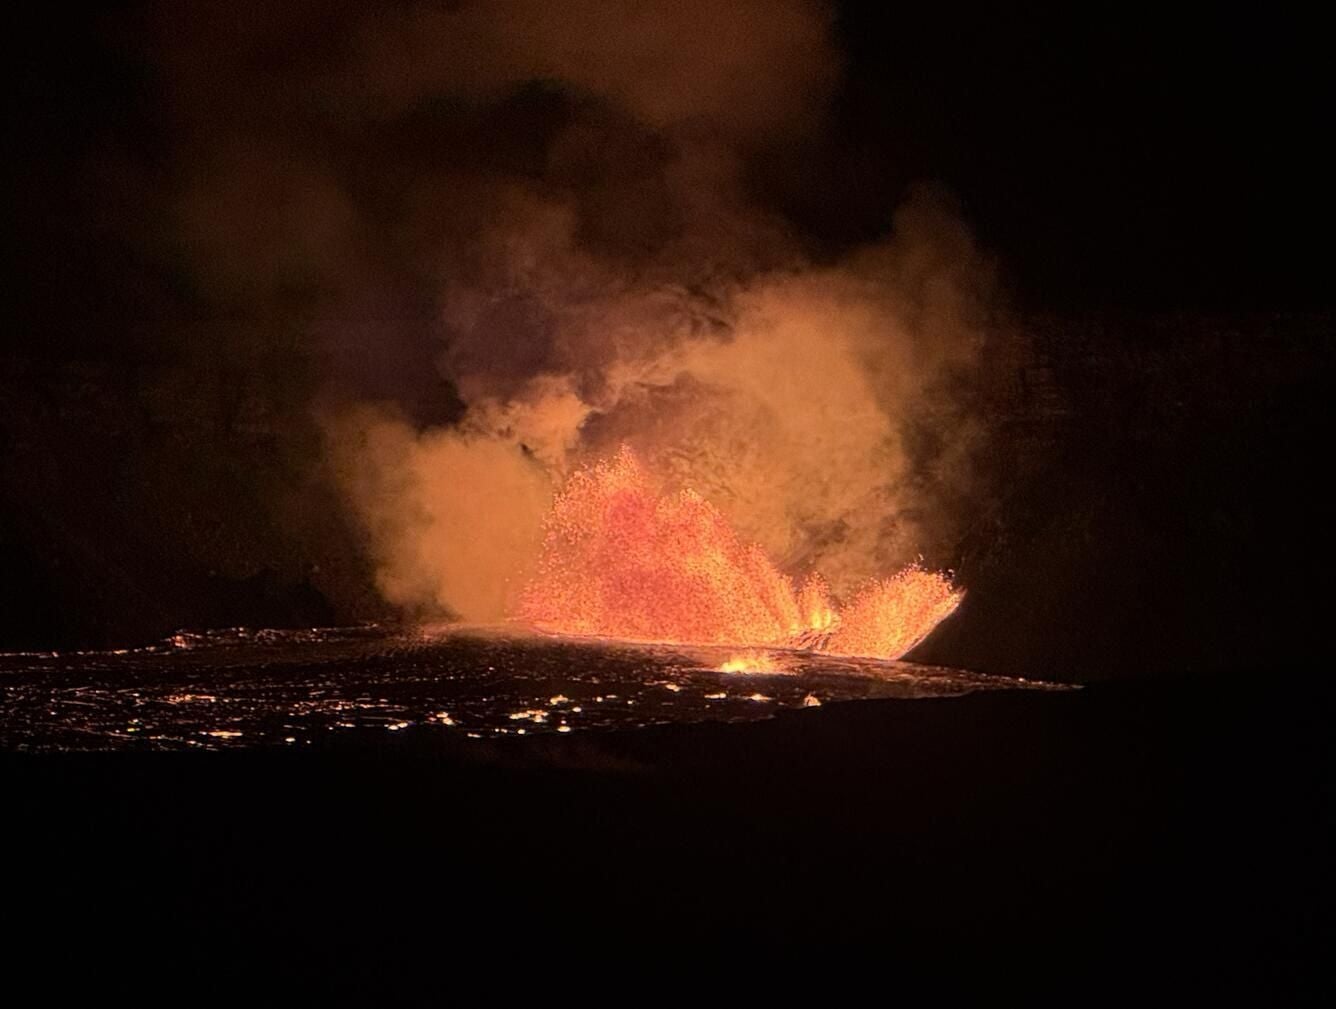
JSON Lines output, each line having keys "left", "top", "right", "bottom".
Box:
{"left": 154, "top": 0, "right": 999, "bottom": 622}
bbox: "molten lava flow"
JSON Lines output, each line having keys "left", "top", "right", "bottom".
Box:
{"left": 516, "top": 446, "right": 962, "bottom": 660}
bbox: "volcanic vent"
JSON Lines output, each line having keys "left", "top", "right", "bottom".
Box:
{"left": 517, "top": 446, "right": 962, "bottom": 659}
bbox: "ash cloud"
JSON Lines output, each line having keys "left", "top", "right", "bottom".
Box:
{"left": 145, "top": 0, "right": 999, "bottom": 622}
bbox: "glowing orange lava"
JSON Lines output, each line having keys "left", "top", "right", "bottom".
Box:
{"left": 825, "top": 567, "right": 964, "bottom": 660}
{"left": 717, "top": 651, "right": 791, "bottom": 675}
{"left": 516, "top": 446, "right": 962, "bottom": 660}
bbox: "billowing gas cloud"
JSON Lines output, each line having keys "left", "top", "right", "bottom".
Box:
{"left": 149, "top": 0, "right": 998, "bottom": 622}
{"left": 333, "top": 185, "right": 994, "bottom": 621}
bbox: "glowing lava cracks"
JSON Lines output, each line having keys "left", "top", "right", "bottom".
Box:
{"left": 517, "top": 447, "right": 962, "bottom": 661}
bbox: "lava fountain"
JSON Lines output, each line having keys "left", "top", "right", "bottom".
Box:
{"left": 517, "top": 446, "right": 961, "bottom": 660}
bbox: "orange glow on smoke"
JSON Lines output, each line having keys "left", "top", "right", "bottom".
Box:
{"left": 516, "top": 446, "right": 961, "bottom": 660}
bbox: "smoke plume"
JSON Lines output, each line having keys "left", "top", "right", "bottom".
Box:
{"left": 149, "top": 0, "right": 998, "bottom": 623}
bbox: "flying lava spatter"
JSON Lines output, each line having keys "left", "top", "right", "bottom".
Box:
{"left": 517, "top": 446, "right": 961, "bottom": 659}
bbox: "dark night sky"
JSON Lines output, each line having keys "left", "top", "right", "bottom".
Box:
{"left": 797, "top": 8, "right": 1333, "bottom": 309}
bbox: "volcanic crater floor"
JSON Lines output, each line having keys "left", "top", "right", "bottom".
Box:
{"left": 0, "top": 624, "right": 1065, "bottom": 751}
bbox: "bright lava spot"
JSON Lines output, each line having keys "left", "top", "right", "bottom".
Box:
{"left": 518, "top": 447, "right": 961, "bottom": 659}
{"left": 717, "top": 651, "right": 790, "bottom": 675}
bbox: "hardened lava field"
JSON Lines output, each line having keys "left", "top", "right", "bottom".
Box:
{"left": 0, "top": 625, "right": 1064, "bottom": 751}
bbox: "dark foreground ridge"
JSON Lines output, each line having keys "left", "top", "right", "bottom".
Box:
{"left": 7, "top": 672, "right": 1331, "bottom": 986}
